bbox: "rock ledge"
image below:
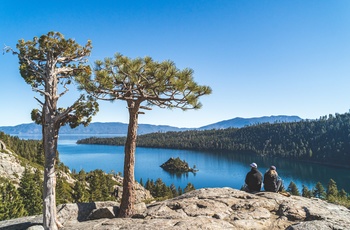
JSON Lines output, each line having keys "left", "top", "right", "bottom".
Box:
{"left": 1, "top": 188, "right": 349, "bottom": 230}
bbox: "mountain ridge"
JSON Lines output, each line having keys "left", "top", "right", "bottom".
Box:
{"left": 0, "top": 115, "right": 302, "bottom": 135}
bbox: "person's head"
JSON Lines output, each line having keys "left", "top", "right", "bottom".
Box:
{"left": 268, "top": 165, "right": 278, "bottom": 176}
{"left": 250, "top": 162, "right": 257, "bottom": 169}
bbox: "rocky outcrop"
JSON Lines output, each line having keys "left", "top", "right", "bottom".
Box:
{"left": 0, "top": 151, "right": 26, "bottom": 184}
{"left": 1, "top": 187, "right": 349, "bottom": 230}
{"left": 112, "top": 175, "right": 153, "bottom": 203}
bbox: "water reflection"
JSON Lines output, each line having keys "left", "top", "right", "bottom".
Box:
{"left": 164, "top": 170, "right": 197, "bottom": 180}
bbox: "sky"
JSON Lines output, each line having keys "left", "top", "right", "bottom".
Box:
{"left": 1, "top": 0, "right": 350, "bottom": 128}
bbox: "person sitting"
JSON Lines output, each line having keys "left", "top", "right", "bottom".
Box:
{"left": 244, "top": 162, "right": 263, "bottom": 192}
{"left": 263, "top": 165, "right": 284, "bottom": 192}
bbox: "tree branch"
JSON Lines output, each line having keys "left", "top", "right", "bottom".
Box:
{"left": 32, "top": 87, "right": 51, "bottom": 98}
{"left": 55, "top": 95, "right": 84, "bottom": 123}
{"left": 58, "top": 82, "right": 69, "bottom": 98}
{"left": 34, "top": 97, "right": 44, "bottom": 106}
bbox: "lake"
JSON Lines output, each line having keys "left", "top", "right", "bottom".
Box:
{"left": 48, "top": 134, "right": 350, "bottom": 193}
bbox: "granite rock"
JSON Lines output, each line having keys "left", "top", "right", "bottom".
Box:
{"left": 1, "top": 188, "right": 350, "bottom": 230}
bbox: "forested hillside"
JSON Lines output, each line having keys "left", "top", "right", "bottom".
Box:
{"left": 0, "top": 132, "right": 119, "bottom": 221}
{"left": 78, "top": 112, "right": 350, "bottom": 167}
{"left": 0, "top": 132, "right": 43, "bottom": 165}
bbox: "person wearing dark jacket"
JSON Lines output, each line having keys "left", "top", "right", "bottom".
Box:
{"left": 244, "top": 162, "right": 263, "bottom": 192}
{"left": 263, "top": 165, "right": 284, "bottom": 192}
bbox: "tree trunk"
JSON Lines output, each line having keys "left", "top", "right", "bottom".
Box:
{"left": 118, "top": 102, "right": 139, "bottom": 218}
{"left": 42, "top": 116, "right": 60, "bottom": 230}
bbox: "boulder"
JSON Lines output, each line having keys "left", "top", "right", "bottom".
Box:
{"left": 57, "top": 201, "right": 120, "bottom": 225}
{"left": 0, "top": 151, "right": 26, "bottom": 185}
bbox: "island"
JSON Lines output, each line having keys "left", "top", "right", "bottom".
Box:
{"left": 160, "top": 157, "right": 198, "bottom": 173}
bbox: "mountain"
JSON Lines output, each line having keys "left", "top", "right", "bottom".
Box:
{"left": 198, "top": 115, "right": 302, "bottom": 130}
{"left": 0, "top": 115, "right": 302, "bottom": 136}
{"left": 0, "top": 122, "right": 191, "bottom": 136}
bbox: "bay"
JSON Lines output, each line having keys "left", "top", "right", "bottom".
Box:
{"left": 54, "top": 135, "right": 350, "bottom": 193}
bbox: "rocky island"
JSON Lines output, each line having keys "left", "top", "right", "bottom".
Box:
{"left": 160, "top": 157, "right": 198, "bottom": 173}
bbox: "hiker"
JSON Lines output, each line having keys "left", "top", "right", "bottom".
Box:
{"left": 244, "top": 162, "right": 263, "bottom": 192}
{"left": 263, "top": 165, "right": 284, "bottom": 192}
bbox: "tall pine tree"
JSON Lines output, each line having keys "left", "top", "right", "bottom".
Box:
{"left": 19, "top": 167, "right": 43, "bottom": 215}
{"left": 0, "top": 182, "right": 27, "bottom": 221}
{"left": 326, "top": 179, "right": 339, "bottom": 202}
{"left": 287, "top": 181, "right": 300, "bottom": 196}
{"left": 313, "top": 182, "right": 326, "bottom": 199}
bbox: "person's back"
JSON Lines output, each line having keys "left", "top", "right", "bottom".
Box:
{"left": 245, "top": 162, "right": 262, "bottom": 192}
{"left": 264, "top": 165, "right": 283, "bottom": 192}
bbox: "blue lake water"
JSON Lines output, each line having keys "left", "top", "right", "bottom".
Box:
{"left": 49, "top": 135, "right": 350, "bottom": 192}
{"left": 19, "top": 134, "right": 350, "bottom": 193}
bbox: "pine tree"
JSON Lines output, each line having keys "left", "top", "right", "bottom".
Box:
{"left": 32, "top": 169, "right": 43, "bottom": 214}
{"left": 170, "top": 183, "right": 178, "bottom": 197}
{"left": 35, "top": 142, "right": 44, "bottom": 166}
{"left": 81, "top": 53, "right": 211, "bottom": 217}
{"left": 19, "top": 168, "right": 43, "bottom": 215}
{"left": 72, "top": 170, "right": 88, "bottom": 203}
{"left": 326, "top": 179, "right": 339, "bottom": 202}
{"left": 287, "top": 181, "right": 300, "bottom": 196}
{"left": 339, "top": 189, "right": 347, "bottom": 199}
{"left": 184, "top": 183, "right": 195, "bottom": 193}
{"left": 56, "top": 174, "right": 73, "bottom": 205}
{"left": 100, "top": 174, "right": 110, "bottom": 201}
{"left": 88, "top": 171, "right": 101, "bottom": 201}
{"left": 177, "top": 186, "right": 183, "bottom": 196}
{"left": 72, "top": 180, "right": 88, "bottom": 203}
{"left": 0, "top": 182, "right": 27, "bottom": 220}
{"left": 302, "top": 185, "right": 313, "bottom": 198}
{"left": 313, "top": 182, "right": 326, "bottom": 199}
{"left": 154, "top": 178, "right": 164, "bottom": 197}
{"left": 139, "top": 178, "right": 144, "bottom": 187}
{"left": 145, "top": 179, "right": 155, "bottom": 193}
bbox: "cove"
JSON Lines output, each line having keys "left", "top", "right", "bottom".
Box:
{"left": 56, "top": 135, "right": 350, "bottom": 193}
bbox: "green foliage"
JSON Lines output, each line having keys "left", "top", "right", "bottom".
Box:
{"left": 56, "top": 173, "right": 73, "bottom": 205}
{"left": 72, "top": 170, "right": 89, "bottom": 203}
{"left": 313, "top": 182, "right": 326, "bottom": 199}
{"left": 143, "top": 178, "right": 194, "bottom": 201}
{"left": 18, "top": 168, "right": 43, "bottom": 215}
{"left": 300, "top": 179, "right": 350, "bottom": 208}
{"left": 35, "top": 142, "right": 44, "bottom": 166}
{"left": 184, "top": 183, "right": 196, "bottom": 193}
{"left": 0, "top": 132, "right": 42, "bottom": 165}
{"left": 169, "top": 183, "right": 178, "bottom": 197}
{"left": 85, "top": 169, "right": 117, "bottom": 202}
{"left": 8, "top": 31, "right": 99, "bottom": 130}
{"left": 326, "top": 179, "right": 339, "bottom": 202}
{"left": 0, "top": 181, "right": 27, "bottom": 221}
{"left": 287, "top": 181, "right": 300, "bottom": 196}
{"left": 80, "top": 53, "right": 212, "bottom": 111}
{"left": 302, "top": 185, "right": 313, "bottom": 198}
{"left": 160, "top": 157, "right": 196, "bottom": 173}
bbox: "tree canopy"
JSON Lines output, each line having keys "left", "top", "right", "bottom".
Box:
{"left": 79, "top": 53, "right": 211, "bottom": 217}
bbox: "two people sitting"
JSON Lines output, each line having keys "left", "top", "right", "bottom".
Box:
{"left": 244, "top": 162, "right": 284, "bottom": 193}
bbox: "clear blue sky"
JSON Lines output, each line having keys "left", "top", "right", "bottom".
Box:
{"left": 1, "top": 0, "right": 350, "bottom": 128}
